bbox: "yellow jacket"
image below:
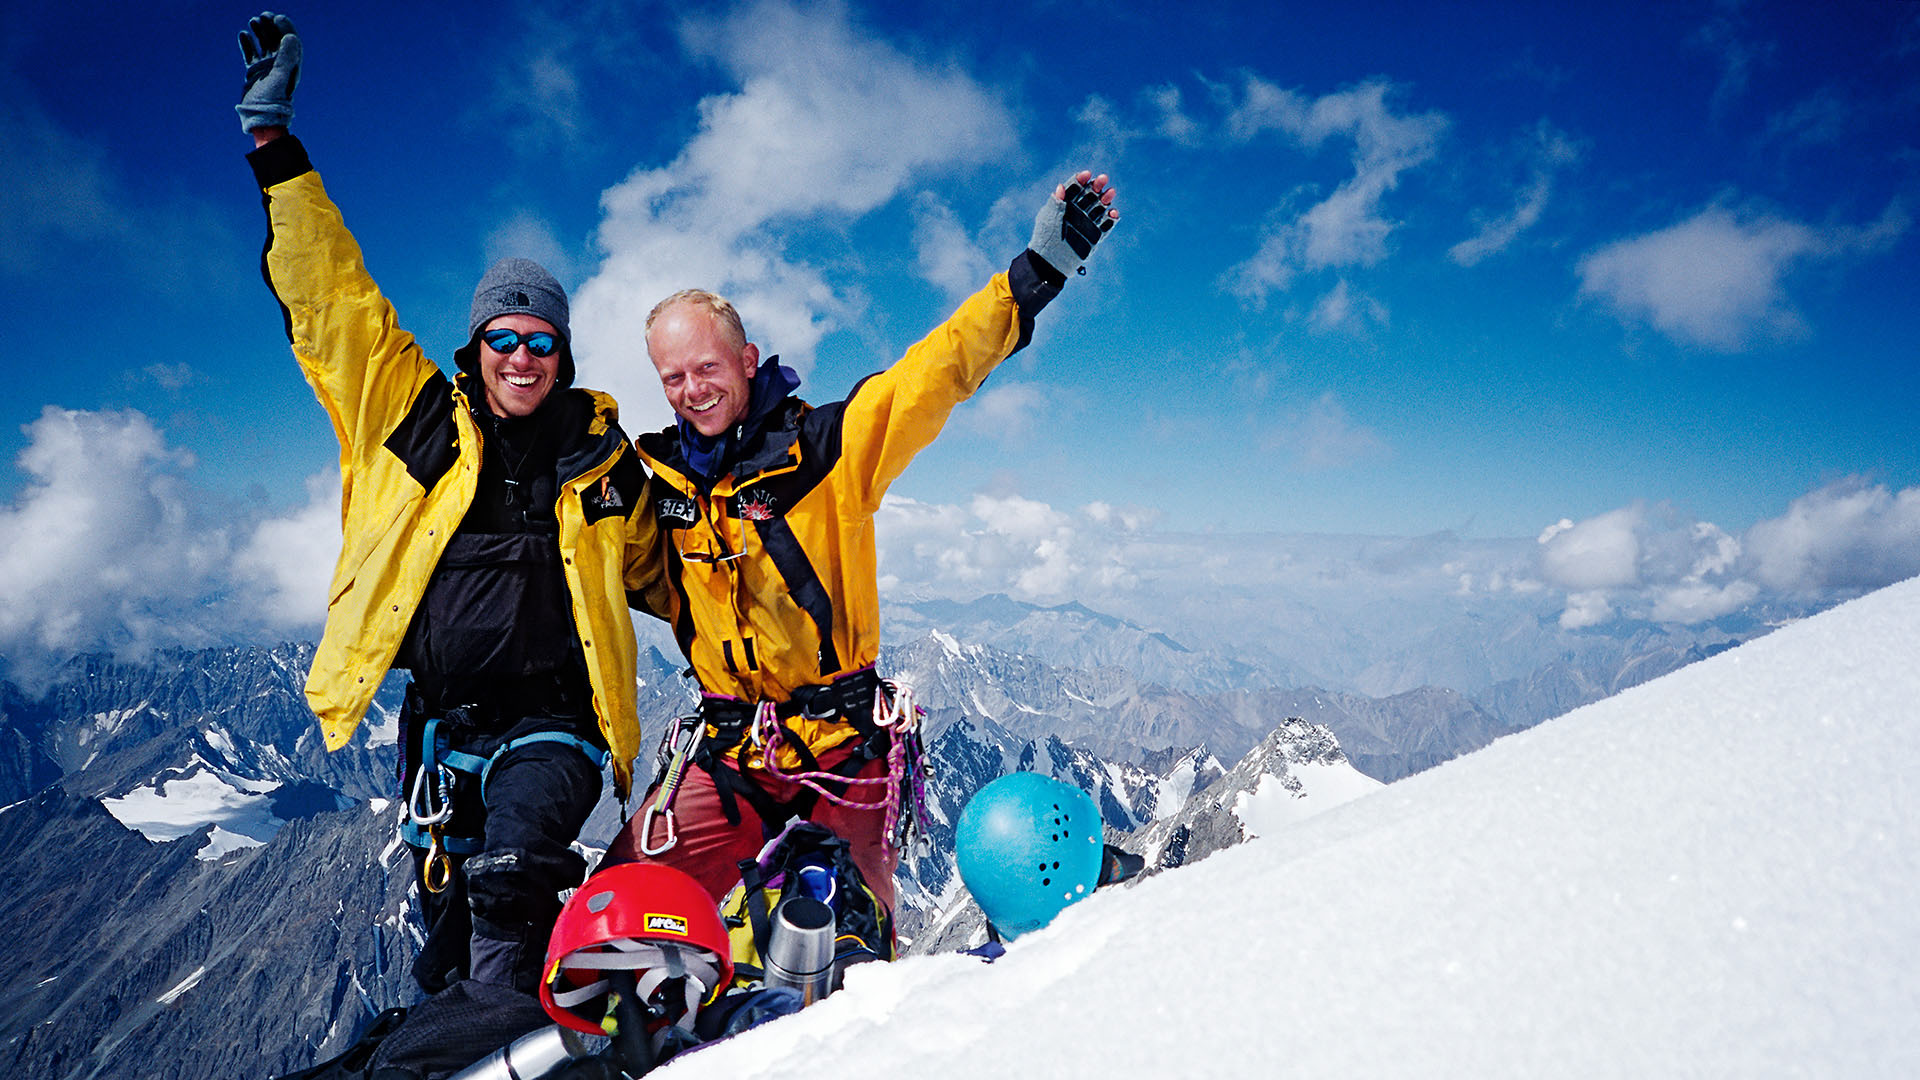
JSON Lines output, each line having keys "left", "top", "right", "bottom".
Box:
{"left": 252, "top": 137, "right": 660, "bottom": 795}
{"left": 636, "top": 269, "right": 1048, "bottom": 768}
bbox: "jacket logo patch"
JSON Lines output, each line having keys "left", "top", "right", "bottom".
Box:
{"left": 645, "top": 913, "right": 690, "bottom": 936}
{"left": 586, "top": 476, "right": 624, "bottom": 513}
{"left": 656, "top": 497, "right": 698, "bottom": 526}
{"left": 737, "top": 491, "right": 777, "bottom": 521}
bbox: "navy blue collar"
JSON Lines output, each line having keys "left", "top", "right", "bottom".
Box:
{"left": 676, "top": 357, "right": 801, "bottom": 483}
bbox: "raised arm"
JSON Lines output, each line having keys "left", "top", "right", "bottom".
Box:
{"left": 236, "top": 12, "right": 441, "bottom": 462}
{"left": 835, "top": 171, "right": 1121, "bottom": 510}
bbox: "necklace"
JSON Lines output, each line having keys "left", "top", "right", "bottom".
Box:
{"left": 492, "top": 416, "right": 542, "bottom": 509}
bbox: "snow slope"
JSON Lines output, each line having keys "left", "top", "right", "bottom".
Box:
{"left": 663, "top": 575, "right": 1920, "bottom": 1078}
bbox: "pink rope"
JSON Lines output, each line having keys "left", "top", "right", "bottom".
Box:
{"left": 752, "top": 689, "right": 926, "bottom": 849}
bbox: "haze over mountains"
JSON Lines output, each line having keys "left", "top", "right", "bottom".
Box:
{"left": 0, "top": 583, "right": 1825, "bottom": 1078}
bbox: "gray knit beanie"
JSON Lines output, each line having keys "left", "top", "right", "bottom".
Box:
{"left": 456, "top": 257, "right": 575, "bottom": 390}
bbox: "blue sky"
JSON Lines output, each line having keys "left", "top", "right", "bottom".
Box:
{"left": 2, "top": 0, "right": 1917, "bottom": 674}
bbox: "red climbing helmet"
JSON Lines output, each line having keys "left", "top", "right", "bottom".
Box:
{"left": 541, "top": 862, "right": 735, "bottom": 1035}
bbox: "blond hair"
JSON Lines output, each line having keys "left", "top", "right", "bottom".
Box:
{"left": 646, "top": 289, "right": 747, "bottom": 350}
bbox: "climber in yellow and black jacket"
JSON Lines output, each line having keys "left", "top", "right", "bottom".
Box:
{"left": 235, "top": 13, "right": 662, "bottom": 998}
{"left": 605, "top": 170, "right": 1121, "bottom": 912}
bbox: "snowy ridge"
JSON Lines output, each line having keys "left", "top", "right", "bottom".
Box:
{"left": 665, "top": 575, "right": 1920, "bottom": 1078}
{"left": 1125, "top": 716, "right": 1380, "bottom": 872}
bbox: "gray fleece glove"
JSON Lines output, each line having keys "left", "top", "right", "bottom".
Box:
{"left": 1027, "top": 177, "right": 1117, "bottom": 278}
{"left": 235, "top": 12, "right": 302, "bottom": 133}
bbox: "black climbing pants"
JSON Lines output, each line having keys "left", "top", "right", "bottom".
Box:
{"left": 404, "top": 700, "right": 604, "bottom": 997}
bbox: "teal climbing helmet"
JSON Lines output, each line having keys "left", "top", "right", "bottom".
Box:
{"left": 955, "top": 772, "right": 1105, "bottom": 939}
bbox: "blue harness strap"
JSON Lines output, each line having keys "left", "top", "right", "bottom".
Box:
{"left": 401, "top": 715, "right": 610, "bottom": 856}
{"left": 477, "top": 731, "right": 611, "bottom": 804}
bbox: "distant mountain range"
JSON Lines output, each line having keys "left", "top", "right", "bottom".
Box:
{"left": 0, "top": 589, "right": 1784, "bottom": 1078}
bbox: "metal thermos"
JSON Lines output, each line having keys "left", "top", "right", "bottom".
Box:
{"left": 763, "top": 895, "right": 836, "bottom": 1005}
{"left": 448, "top": 1023, "right": 596, "bottom": 1080}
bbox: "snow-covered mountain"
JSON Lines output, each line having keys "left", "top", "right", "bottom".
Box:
{"left": 882, "top": 631, "right": 1517, "bottom": 780}
{"left": 3, "top": 573, "right": 1860, "bottom": 1078}
{"left": 656, "top": 576, "right": 1920, "bottom": 1078}
{"left": 1124, "top": 715, "right": 1382, "bottom": 875}
{"left": 882, "top": 594, "right": 1278, "bottom": 693}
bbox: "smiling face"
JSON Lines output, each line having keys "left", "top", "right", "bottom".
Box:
{"left": 478, "top": 313, "right": 562, "bottom": 418}
{"left": 646, "top": 300, "right": 760, "bottom": 437}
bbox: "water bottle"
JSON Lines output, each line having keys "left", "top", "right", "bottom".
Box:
{"left": 792, "top": 853, "right": 838, "bottom": 911}
{"left": 762, "top": 895, "right": 835, "bottom": 1006}
{"left": 447, "top": 1024, "right": 597, "bottom": 1080}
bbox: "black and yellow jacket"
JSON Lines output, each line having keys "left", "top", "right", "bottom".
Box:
{"left": 636, "top": 255, "right": 1062, "bottom": 769}
{"left": 250, "top": 136, "right": 662, "bottom": 795}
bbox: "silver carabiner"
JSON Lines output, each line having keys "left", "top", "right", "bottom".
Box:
{"left": 407, "top": 762, "right": 453, "bottom": 827}
{"left": 638, "top": 800, "right": 678, "bottom": 857}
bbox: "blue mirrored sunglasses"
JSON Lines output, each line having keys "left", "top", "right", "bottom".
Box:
{"left": 481, "top": 327, "right": 559, "bottom": 358}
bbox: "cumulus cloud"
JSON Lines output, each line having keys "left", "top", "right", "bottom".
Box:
{"left": 1538, "top": 508, "right": 1645, "bottom": 592}
{"left": 1532, "top": 479, "right": 1920, "bottom": 630}
{"left": 1450, "top": 121, "right": 1582, "bottom": 266}
{"left": 231, "top": 469, "right": 343, "bottom": 631}
{"left": 1535, "top": 503, "right": 1761, "bottom": 627}
{"left": 877, "top": 494, "right": 1143, "bottom": 602}
{"left": 1745, "top": 478, "right": 1920, "bottom": 592}
{"left": 0, "top": 409, "right": 226, "bottom": 678}
{"left": 570, "top": 0, "right": 1015, "bottom": 431}
{"left": 1224, "top": 76, "right": 1447, "bottom": 300}
{"left": 1576, "top": 201, "right": 1910, "bottom": 350}
{"left": 0, "top": 409, "right": 347, "bottom": 685}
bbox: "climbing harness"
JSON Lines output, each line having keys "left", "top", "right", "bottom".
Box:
{"left": 637, "top": 670, "right": 931, "bottom": 857}
{"left": 754, "top": 681, "right": 931, "bottom": 856}
{"left": 397, "top": 707, "right": 611, "bottom": 894}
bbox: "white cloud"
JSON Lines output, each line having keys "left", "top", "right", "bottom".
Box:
{"left": 954, "top": 380, "right": 1053, "bottom": 444}
{"left": 877, "top": 493, "right": 1140, "bottom": 602}
{"left": 570, "top": 0, "right": 1015, "bottom": 434}
{"left": 1537, "top": 504, "right": 1758, "bottom": 628}
{"left": 1531, "top": 482, "right": 1920, "bottom": 630}
{"left": 232, "top": 469, "right": 343, "bottom": 632}
{"left": 1744, "top": 478, "right": 1920, "bottom": 592}
{"left": 1450, "top": 121, "right": 1581, "bottom": 266}
{"left": 910, "top": 192, "right": 996, "bottom": 302}
{"left": 1558, "top": 590, "right": 1614, "bottom": 630}
{"left": 1224, "top": 76, "right": 1447, "bottom": 300}
{"left": 0, "top": 410, "right": 349, "bottom": 684}
{"left": 139, "top": 363, "right": 199, "bottom": 393}
{"left": 1538, "top": 507, "right": 1644, "bottom": 592}
{"left": 1649, "top": 579, "right": 1760, "bottom": 624}
{"left": 1308, "top": 280, "right": 1388, "bottom": 333}
{"left": 0, "top": 409, "right": 227, "bottom": 678}
{"left": 1576, "top": 201, "right": 1910, "bottom": 351}
{"left": 1147, "top": 84, "right": 1200, "bottom": 145}
{"left": 1264, "top": 392, "right": 1389, "bottom": 470}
